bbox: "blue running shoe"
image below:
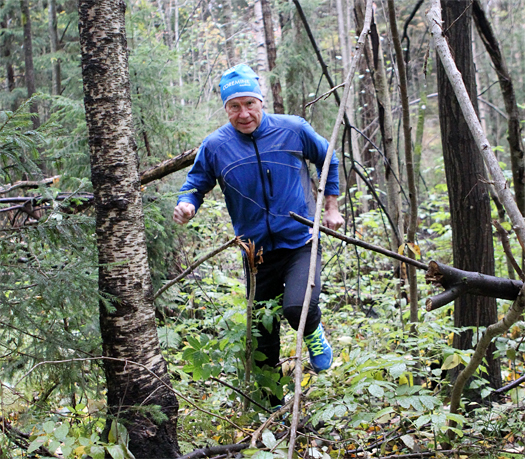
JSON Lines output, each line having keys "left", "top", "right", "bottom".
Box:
{"left": 304, "top": 323, "right": 333, "bottom": 373}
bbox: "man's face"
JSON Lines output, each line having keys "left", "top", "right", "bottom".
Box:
{"left": 225, "top": 97, "right": 263, "bottom": 135}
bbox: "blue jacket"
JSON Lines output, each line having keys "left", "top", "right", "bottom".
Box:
{"left": 178, "top": 112, "right": 340, "bottom": 252}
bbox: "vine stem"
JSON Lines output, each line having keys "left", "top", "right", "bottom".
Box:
{"left": 287, "top": 0, "right": 373, "bottom": 456}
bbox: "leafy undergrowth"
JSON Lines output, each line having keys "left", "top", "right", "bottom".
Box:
{"left": 2, "top": 194, "right": 525, "bottom": 458}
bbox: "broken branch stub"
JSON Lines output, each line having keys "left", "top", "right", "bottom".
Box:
{"left": 425, "top": 261, "right": 522, "bottom": 311}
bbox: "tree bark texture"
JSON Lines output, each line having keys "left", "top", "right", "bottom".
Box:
{"left": 355, "top": 0, "right": 379, "bottom": 187}
{"left": 253, "top": 0, "right": 270, "bottom": 105}
{"left": 48, "top": 0, "right": 61, "bottom": 96}
{"left": 436, "top": 0, "right": 501, "bottom": 390}
{"left": 0, "top": 16, "right": 15, "bottom": 94}
{"left": 20, "top": 0, "right": 39, "bottom": 129}
{"left": 370, "top": 15, "right": 403, "bottom": 251}
{"left": 78, "top": 1, "right": 180, "bottom": 456}
{"left": 261, "top": 0, "right": 284, "bottom": 113}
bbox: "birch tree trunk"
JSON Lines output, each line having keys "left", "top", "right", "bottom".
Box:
{"left": 435, "top": 0, "right": 501, "bottom": 390}
{"left": 78, "top": 0, "right": 180, "bottom": 455}
{"left": 253, "top": 0, "right": 270, "bottom": 105}
{"left": 261, "top": 0, "right": 284, "bottom": 114}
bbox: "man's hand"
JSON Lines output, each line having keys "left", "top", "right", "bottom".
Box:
{"left": 323, "top": 195, "right": 344, "bottom": 231}
{"left": 173, "top": 202, "right": 195, "bottom": 225}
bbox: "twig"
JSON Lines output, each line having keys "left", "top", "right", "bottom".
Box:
{"left": 0, "top": 176, "right": 60, "bottom": 195}
{"left": 210, "top": 377, "right": 271, "bottom": 413}
{"left": 236, "top": 240, "right": 258, "bottom": 412}
{"left": 492, "top": 374, "right": 525, "bottom": 394}
{"left": 251, "top": 398, "right": 294, "bottom": 447}
{"left": 153, "top": 236, "right": 240, "bottom": 300}
{"left": 493, "top": 220, "right": 524, "bottom": 280}
{"left": 289, "top": 212, "right": 428, "bottom": 270}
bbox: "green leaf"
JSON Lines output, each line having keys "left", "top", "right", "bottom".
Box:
{"left": 107, "top": 444, "right": 126, "bottom": 459}
{"left": 187, "top": 335, "right": 201, "bottom": 350}
{"left": 254, "top": 452, "right": 275, "bottom": 459}
{"left": 54, "top": 423, "right": 69, "bottom": 441}
{"left": 414, "top": 414, "right": 431, "bottom": 428}
{"left": 49, "top": 440, "right": 61, "bottom": 453}
{"left": 43, "top": 420, "right": 56, "bottom": 434}
{"left": 241, "top": 448, "right": 260, "bottom": 457}
{"left": 389, "top": 362, "right": 406, "bottom": 378}
{"left": 79, "top": 436, "right": 91, "bottom": 446}
{"left": 89, "top": 445, "right": 106, "bottom": 459}
{"left": 442, "top": 354, "right": 461, "bottom": 370}
{"left": 368, "top": 384, "right": 384, "bottom": 398}
{"left": 261, "top": 429, "right": 277, "bottom": 449}
{"left": 27, "top": 438, "right": 45, "bottom": 454}
{"left": 61, "top": 445, "right": 73, "bottom": 457}
{"left": 108, "top": 420, "right": 118, "bottom": 444}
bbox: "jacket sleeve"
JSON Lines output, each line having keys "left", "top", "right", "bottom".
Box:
{"left": 299, "top": 118, "right": 340, "bottom": 196}
{"left": 177, "top": 143, "right": 217, "bottom": 212}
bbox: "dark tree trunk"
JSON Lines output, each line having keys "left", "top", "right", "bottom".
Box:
{"left": 20, "top": 0, "right": 40, "bottom": 129}
{"left": 78, "top": 0, "right": 180, "bottom": 456}
{"left": 261, "top": 0, "right": 284, "bottom": 114}
{"left": 0, "top": 16, "right": 15, "bottom": 94}
{"left": 48, "top": 0, "right": 61, "bottom": 96}
{"left": 436, "top": 0, "right": 501, "bottom": 390}
{"left": 355, "top": 0, "right": 378, "bottom": 189}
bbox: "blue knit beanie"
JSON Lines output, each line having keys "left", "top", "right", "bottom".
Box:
{"left": 219, "top": 64, "right": 263, "bottom": 106}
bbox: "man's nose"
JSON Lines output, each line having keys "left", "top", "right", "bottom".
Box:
{"left": 238, "top": 106, "right": 250, "bottom": 117}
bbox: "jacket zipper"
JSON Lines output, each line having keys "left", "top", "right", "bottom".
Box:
{"left": 266, "top": 169, "right": 274, "bottom": 197}
{"left": 250, "top": 135, "right": 275, "bottom": 247}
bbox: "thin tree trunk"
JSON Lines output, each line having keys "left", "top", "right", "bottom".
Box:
{"left": 355, "top": 0, "right": 379, "bottom": 189}
{"left": 370, "top": 16, "right": 403, "bottom": 256}
{"left": 253, "top": 0, "right": 270, "bottom": 105}
{"left": 20, "top": 0, "right": 40, "bottom": 130}
{"left": 1, "top": 17, "right": 15, "bottom": 94}
{"left": 261, "top": 0, "right": 284, "bottom": 114}
{"left": 387, "top": 0, "right": 418, "bottom": 325}
{"left": 48, "top": 0, "right": 61, "bottom": 96}
{"left": 78, "top": 0, "right": 180, "bottom": 455}
{"left": 222, "top": 0, "right": 235, "bottom": 65}
{"left": 433, "top": 0, "right": 501, "bottom": 391}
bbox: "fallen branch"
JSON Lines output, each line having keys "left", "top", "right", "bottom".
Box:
{"left": 140, "top": 147, "right": 197, "bottom": 185}
{"left": 425, "top": 261, "right": 522, "bottom": 310}
{"left": 177, "top": 442, "right": 250, "bottom": 459}
{"left": 291, "top": 213, "right": 524, "bottom": 309}
{"left": 0, "top": 175, "right": 60, "bottom": 195}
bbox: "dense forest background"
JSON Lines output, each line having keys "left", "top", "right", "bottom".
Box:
{"left": 1, "top": 0, "right": 525, "bottom": 457}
